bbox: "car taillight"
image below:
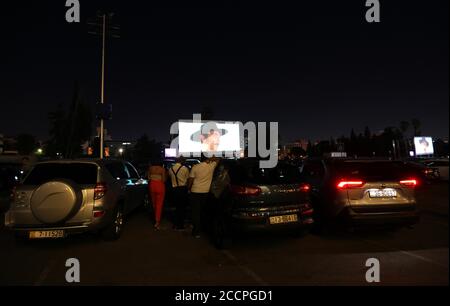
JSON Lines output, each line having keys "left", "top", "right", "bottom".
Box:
{"left": 424, "top": 169, "right": 433, "bottom": 175}
{"left": 400, "top": 179, "right": 418, "bottom": 188}
{"left": 230, "top": 185, "right": 262, "bottom": 196}
{"left": 299, "top": 183, "right": 311, "bottom": 192}
{"left": 93, "top": 210, "right": 106, "bottom": 218}
{"left": 337, "top": 180, "right": 365, "bottom": 189}
{"left": 94, "top": 183, "right": 108, "bottom": 200}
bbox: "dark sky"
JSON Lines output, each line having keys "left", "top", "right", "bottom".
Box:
{"left": 3, "top": 0, "right": 449, "bottom": 143}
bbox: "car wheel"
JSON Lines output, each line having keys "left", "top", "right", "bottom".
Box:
{"left": 101, "top": 206, "right": 124, "bottom": 241}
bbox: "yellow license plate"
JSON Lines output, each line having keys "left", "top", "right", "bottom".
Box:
{"left": 29, "top": 230, "right": 65, "bottom": 239}
{"left": 269, "top": 214, "right": 298, "bottom": 225}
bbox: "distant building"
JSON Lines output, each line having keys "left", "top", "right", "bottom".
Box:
{"left": 279, "top": 139, "right": 309, "bottom": 159}
{"left": 0, "top": 134, "right": 18, "bottom": 155}
{"left": 282, "top": 139, "right": 308, "bottom": 152}
{"left": 105, "top": 140, "right": 136, "bottom": 158}
{"left": 87, "top": 129, "right": 136, "bottom": 158}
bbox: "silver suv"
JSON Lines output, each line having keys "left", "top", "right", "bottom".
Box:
{"left": 5, "top": 159, "right": 149, "bottom": 241}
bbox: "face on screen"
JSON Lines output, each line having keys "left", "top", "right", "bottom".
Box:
{"left": 414, "top": 137, "right": 434, "bottom": 156}
{"left": 178, "top": 122, "right": 241, "bottom": 154}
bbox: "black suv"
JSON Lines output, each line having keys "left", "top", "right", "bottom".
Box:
{"left": 205, "top": 158, "right": 313, "bottom": 248}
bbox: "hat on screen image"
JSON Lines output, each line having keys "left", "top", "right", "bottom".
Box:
{"left": 419, "top": 137, "right": 430, "bottom": 147}
{"left": 190, "top": 122, "right": 228, "bottom": 143}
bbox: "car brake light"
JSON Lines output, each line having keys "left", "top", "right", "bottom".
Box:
{"left": 93, "top": 210, "right": 106, "bottom": 218}
{"left": 299, "top": 183, "right": 311, "bottom": 192}
{"left": 230, "top": 185, "right": 262, "bottom": 196}
{"left": 337, "top": 180, "right": 365, "bottom": 189}
{"left": 400, "top": 179, "right": 418, "bottom": 187}
{"left": 94, "top": 183, "right": 108, "bottom": 200}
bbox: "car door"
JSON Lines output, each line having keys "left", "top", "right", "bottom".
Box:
{"left": 125, "top": 162, "right": 147, "bottom": 211}
{"left": 105, "top": 162, "right": 134, "bottom": 214}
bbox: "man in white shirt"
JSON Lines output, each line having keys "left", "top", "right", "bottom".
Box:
{"left": 187, "top": 156, "right": 219, "bottom": 238}
{"left": 169, "top": 157, "right": 190, "bottom": 230}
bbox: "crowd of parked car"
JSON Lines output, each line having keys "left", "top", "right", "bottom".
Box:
{"left": 1, "top": 154, "right": 448, "bottom": 248}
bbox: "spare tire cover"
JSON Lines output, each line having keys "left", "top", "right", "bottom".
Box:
{"left": 30, "top": 180, "right": 83, "bottom": 224}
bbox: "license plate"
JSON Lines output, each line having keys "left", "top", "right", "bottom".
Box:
{"left": 269, "top": 214, "right": 298, "bottom": 225}
{"left": 368, "top": 188, "right": 397, "bottom": 198}
{"left": 29, "top": 230, "right": 65, "bottom": 239}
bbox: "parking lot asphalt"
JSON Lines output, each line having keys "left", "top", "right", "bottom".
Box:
{"left": 0, "top": 182, "right": 448, "bottom": 286}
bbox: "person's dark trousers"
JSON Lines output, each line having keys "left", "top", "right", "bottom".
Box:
{"left": 190, "top": 192, "right": 208, "bottom": 236}
{"left": 173, "top": 186, "right": 188, "bottom": 229}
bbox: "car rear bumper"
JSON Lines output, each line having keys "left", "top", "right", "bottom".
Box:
{"left": 4, "top": 207, "right": 113, "bottom": 237}
{"left": 7, "top": 225, "right": 92, "bottom": 239}
{"left": 5, "top": 218, "right": 110, "bottom": 238}
{"left": 231, "top": 205, "right": 314, "bottom": 232}
{"left": 344, "top": 205, "right": 420, "bottom": 226}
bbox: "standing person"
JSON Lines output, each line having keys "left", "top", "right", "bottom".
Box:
{"left": 187, "top": 156, "right": 219, "bottom": 238}
{"left": 148, "top": 160, "right": 167, "bottom": 230}
{"left": 169, "top": 157, "right": 190, "bottom": 230}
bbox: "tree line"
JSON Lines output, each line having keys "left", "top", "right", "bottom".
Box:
{"left": 290, "top": 119, "right": 448, "bottom": 158}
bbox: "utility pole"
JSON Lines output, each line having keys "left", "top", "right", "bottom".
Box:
{"left": 88, "top": 12, "right": 120, "bottom": 159}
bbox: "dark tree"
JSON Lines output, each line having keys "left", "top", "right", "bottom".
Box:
{"left": 46, "top": 83, "right": 93, "bottom": 158}
{"left": 364, "top": 126, "right": 371, "bottom": 140}
{"left": 65, "top": 83, "right": 93, "bottom": 158}
{"left": 306, "top": 140, "right": 314, "bottom": 156}
{"left": 399, "top": 121, "right": 410, "bottom": 137}
{"left": 46, "top": 103, "right": 67, "bottom": 157}
{"left": 411, "top": 118, "right": 422, "bottom": 136}
{"left": 16, "top": 134, "right": 36, "bottom": 155}
{"left": 132, "top": 134, "right": 163, "bottom": 168}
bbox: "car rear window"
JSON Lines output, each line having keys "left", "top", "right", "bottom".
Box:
{"left": 230, "top": 161, "right": 302, "bottom": 185}
{"left": 332, "top": 161, "right": 414, "bottom": 181}
{"left": 105, "top": 162, "right": 129, "bottom": 180}
{"left": 23, "top": 163, "right": 98, "bottom": 185}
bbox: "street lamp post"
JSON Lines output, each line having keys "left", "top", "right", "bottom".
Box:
{"left": 88, "top": 12, "right": 120, "bottom": 159}
{"left": 100, "top": 14, "right": 106, "bottom": 159}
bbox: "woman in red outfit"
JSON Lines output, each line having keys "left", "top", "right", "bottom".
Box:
{"left": 148, "top": 161, "right": 167, "bottom": 230}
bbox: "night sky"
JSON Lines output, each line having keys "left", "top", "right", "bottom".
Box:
{"left": 3, "top": 0, "right": 449, "bottom": 143}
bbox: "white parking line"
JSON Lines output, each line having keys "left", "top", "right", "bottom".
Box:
{"left": 361, "top": 239, "right": 448, "bottom": 268}
{"left": 221, "top": 250, "right": 269, "bottom": 286}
